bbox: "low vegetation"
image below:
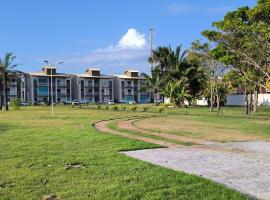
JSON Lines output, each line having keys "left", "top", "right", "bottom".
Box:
{"left": 0, "top": 106, "right": 251, "bottom": 199}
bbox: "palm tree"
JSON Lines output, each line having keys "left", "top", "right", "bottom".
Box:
{"left": 139, "top": 68, "right": 160, "bottom": 103}
{"left": 162, "top": 78, "right": 191, "bottom": 107}
{"left": 0, "top": 53, "right": 18, "bottom": 111}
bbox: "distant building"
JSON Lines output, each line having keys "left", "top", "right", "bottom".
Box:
{"left": 74, "top": 68, "right": 114, "bottom": 103}
{"left": 5, "top": 70, "right": 30, "bottom": 103}
{"left": 226, "top": 78, "right": 270, "bottom": 106}
{"left": 114, "top": 69, "right": 150, "bottom": 103}
{"left": 29, "top": 67, "right": 72, "bottom": 103}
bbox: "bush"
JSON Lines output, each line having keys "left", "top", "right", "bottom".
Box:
{"left": 97, "top": 105, "right": 101, "bottom": 110}
{"left": 143, "top": 106, "right": 149, "bottom": 112}
{"left": 105, "top": 105, "right": 109, "bottom": 110}
{"left": 121, "top": 105, "right": 126, "bottom": 111}
{"left": 158, "top": 107, "right": 163, "bottom": 113}
{"left": 130, "top": 106, "right": 137, "bottom": 111}
{"left": 10, "top": 98, "right": 21, "bottom": 110}
{"left": 112, "top": 105, "right": 118, "bottom": 111}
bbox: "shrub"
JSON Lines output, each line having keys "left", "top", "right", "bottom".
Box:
{"left": 97, "top": 105, "right": 101, "bottom": 110}
{"left": 121, "top": 105, "right": 126, "bottom": 111}
{"left": 112, "top": 105, "right": 118, "bottom": 111}
{"left": 158, "top": 107, "right": 163, "bottom": 113}
{"left": 130, "top": 106, "right": 137, "bottom": 111}
{"left": 105, "top": 105, "right": 109, "bottom": 110}
{"left": 10, "top": 98, "right": 21, "bottom": 110}
{"left": 143, "top": 106, "right": 148, "bottom": 112}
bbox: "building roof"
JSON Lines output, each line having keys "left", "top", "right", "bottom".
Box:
{"left": 124, "top": 69, "right": 139, "bottom": 73}
{"left": 75, "top": 73, "right": 112, "bottom": 79}
{"left": 114, "top": 74, "right": 146, "bottom": 80}
{"left": 85, "top": 68, "right": 100, "bottom": 72}
{"left": 29, "top": 72, "right": 72, "bottom": 77}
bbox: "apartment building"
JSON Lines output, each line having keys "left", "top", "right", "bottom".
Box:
{"left": 74, "top": 68, "right": 113, "bottom": 103}
{"left": 29, "top": 67, "right": 72, "bottom": 103}
{"left": 4, "top": 70, "right": 30, "bottom": 103}
{"left": 114, "top": 70, "right": 150, "bottom": 103}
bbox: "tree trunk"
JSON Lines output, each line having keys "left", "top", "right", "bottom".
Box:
{"left": 244, "top": 87, "right": 249, "bottom": 115}
{"left": 249, "top": 92, "right": 253, "bottom": 115}
{"left": 4, "top": 72, "right": 9, "bottom": 111}
{"left": 216, "top": 94, "right": 220, "bottom": 111}
{"left": 209, "top": 81, "right": 214, "bottom": 112}
{"left": 253, "top": 87, "right": 258, "bottom": 112}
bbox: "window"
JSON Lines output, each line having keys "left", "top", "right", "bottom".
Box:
{"left": 57, "top": 98, "right": 60, "bottom": 101}
{"left": 57, "top": 89, "right": 61, "bottom": 92}
{"left": 88, "top": 89, "right": 92, "bottom": 92}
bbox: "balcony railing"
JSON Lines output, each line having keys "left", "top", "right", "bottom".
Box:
{"left": 57, "top": 84, "right": 68, "bottom": 87}
{"left": 38, "top": 82, "right": 48, "bottom": 86}
{"left": 84, "top": 84, "right": 94, "bottom": 88}
{"left": 57, "top": 93, "right": 68, "bottom": 97}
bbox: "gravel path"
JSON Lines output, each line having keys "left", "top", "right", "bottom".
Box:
{"left": 94, "top": 119, "right": 270, "bottom": 199}
{"left": 123, "top": 141, "right": 270, "bottom": 200}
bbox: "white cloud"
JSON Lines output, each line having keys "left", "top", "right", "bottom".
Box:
{"left": 117, "top": 28, "right": 146, "bottom": 49}
{"left": 61, "top": 28, "right": 150, "bottom": 74}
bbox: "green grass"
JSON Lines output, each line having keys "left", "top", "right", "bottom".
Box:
{"left": 0, "top": 106, "right": 250, "bottom": 199}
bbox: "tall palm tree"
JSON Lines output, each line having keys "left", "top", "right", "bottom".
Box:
{"left": 0, "top": 53, "right": 18, "bottom": 111}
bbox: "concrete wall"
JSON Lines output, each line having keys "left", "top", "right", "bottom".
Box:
{"left": 226, "top": 94, "right": 270, "bottom": 106}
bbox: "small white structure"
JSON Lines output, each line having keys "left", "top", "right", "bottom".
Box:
{"left": 226, "top": 94, "right": 270, "bottom": 106}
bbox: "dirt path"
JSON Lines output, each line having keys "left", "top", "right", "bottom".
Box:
{"left": 94, "top": 120, "right": 183, "bottom": 148}
{"left": 117, "top": 119, "right": 215, "bottom": 145}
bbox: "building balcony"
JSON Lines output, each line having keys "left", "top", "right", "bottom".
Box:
{"left": 84, "top": 84, "right": 94, "bottom": 88}
{"left": 9, "top": 82, "right": 17, "bottom": 86}
{"left": 57, "top": 93, "right": 68, "bottom": 97}
{"left": 57, "top": 84, "right": 68, "bottom": 87}
{"left": 38, "top": 82, "right": 49, "bottom": 86}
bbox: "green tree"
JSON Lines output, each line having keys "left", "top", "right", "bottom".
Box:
{"left": 162, "top": 78, "right": 191, "bottom": 107}
{"left": 202, "top": 1, "right": 270, "bottom": 80}
{"left": 0, "top": 53, "right": 18, "bottom": 111}
{"left": 149, "top": 45, "right": 205, "bottom": 104}
{"left": 189, "top": 40, "right": 225, "bottom": 111}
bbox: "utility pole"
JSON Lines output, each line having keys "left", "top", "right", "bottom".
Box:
{"left": 44, "top": 60, "right": 64, "bottom": 117}
{"left": 150, "top": 27, "right": 154, "bottom": 70}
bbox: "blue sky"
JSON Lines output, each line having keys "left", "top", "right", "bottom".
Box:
{"left": 0, "top": 0, "right": 256, "bottom": 75}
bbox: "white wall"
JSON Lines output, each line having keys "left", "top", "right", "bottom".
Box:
{"left": 226, "top": 94, "right": 270, "bottom": 106}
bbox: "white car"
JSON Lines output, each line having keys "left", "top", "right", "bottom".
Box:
{"left": 20, "top": 101, "right": 30, "bottom": 106}
{"left": 128, "top": 100, "right": 136, "bottom": 104}
{"left": 108, "top": 100, "right": 114, "bottom": 105}
{"left": 72, "top": 100, "right": 80, "bottom": 105}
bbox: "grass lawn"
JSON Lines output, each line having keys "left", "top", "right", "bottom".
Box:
{"left": 0, "top": 106, "right": 251, "bottom": 199}
{"left": 134, "top": 106, "right": 270, "bottom": 142}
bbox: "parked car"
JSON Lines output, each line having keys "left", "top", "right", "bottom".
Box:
{"left": 20, "top": 101, "right": 30, "bottom": 106}
{"left": 128, "top": 100, "right": 136, "bottom": 104}
{"left": 108, "top": 100, "right": 115, "bottom": 105}
{"left": 72, "top": 100, "right": 80, "bottom": 105}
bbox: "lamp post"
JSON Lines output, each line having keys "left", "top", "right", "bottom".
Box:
{"left": 44, "top": 60, "right": 64, "bottom": 117}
